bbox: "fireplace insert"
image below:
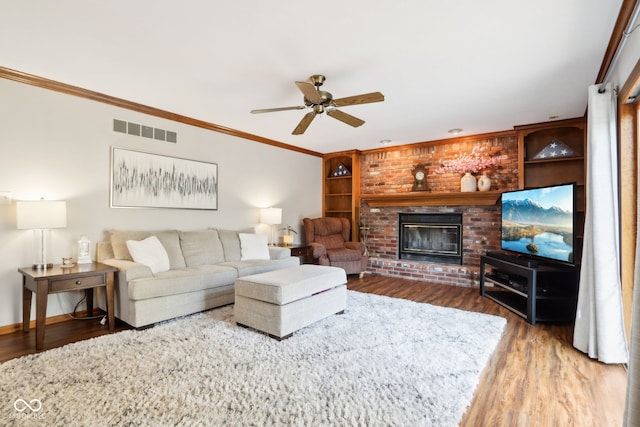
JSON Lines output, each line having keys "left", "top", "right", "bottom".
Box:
{"left": 398, "top": 213, "right": 462, "bottom": 264}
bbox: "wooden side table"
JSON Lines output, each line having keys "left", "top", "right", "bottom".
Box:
{"left": 279, "top": 244, "right": 313, "bottom": 264}
{"left": 19, "top": 262, "right": 118, "bottom": 350}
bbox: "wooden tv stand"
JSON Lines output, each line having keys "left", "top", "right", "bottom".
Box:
{"left": 480, "top": 253, "right": 579, "bottom": 325}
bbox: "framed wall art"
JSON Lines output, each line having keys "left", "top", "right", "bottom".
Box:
{"left": 110, "top": 147, "right": 218, "bottom": 210}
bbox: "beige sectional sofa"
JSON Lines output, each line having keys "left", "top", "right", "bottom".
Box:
{"left": 96, "top": 229, "right": 300, "bottom": 328}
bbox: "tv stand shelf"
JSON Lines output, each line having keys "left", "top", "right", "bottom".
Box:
{"left": 480, "top": 253, "right": 579, "bottom": 325}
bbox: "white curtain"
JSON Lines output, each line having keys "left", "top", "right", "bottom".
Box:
{"left": 573, "top": 83, "right": 628, "bottom": 364}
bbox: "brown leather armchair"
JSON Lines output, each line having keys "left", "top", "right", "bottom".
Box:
{"left": 302, "top": 217, "right": 368, "bottom": 276}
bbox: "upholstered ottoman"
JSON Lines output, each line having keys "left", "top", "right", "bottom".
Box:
{"left": 234, "top": 265, "right": 347, "bottom": 340}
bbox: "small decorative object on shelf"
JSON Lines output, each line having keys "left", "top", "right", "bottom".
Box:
{"left": 61, "top": 257, "right": 75, "bottom": 268}
{"left": 435, "top": 143, "right": 499, "bottom": 192}
{"left": 279, "top": 225, "right": 297, "bottom": 246}
{"left": 77, "top": 235, "right": 92, "bottom": 264}
{"left": 411, "top": 163, "right": 428, "bottom": 191}
{"left": 477, "top": 173, "right": 491, "bottom": 191}
{"left": 531, "top": 138, "right": 577, "bottom": 160}
{"left": 331, "top": 163, "right": 351, "bottom": 177}
{"left": 460, "top": 173, "right": 477, "bottom": 192}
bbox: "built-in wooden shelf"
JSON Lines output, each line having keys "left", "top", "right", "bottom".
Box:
{"left": 361, "top": 191, "right": 502, "bottom": 207}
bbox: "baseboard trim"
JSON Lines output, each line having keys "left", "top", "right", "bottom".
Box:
{"left": 0, "top": 310, "right": 92, "bottom": 336}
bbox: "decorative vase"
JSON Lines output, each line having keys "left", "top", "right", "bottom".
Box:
{"left": 477, "top": 173, "right": 491, "bottom": 192}
{"left": 460, "top": 172, "right": 477, "bottom": 192}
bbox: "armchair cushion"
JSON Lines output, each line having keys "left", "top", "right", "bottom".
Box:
{"left": 316, "top": 234, "right": 346, "bottom": 250}
{"left": 327, "top": 248, "right": 364, "bottom": 262}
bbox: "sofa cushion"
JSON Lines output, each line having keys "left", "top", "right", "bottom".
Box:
{"left": 239, "top": 233, "right": 270, "bottom": 260}
{"left": 216, "top": 229, "right": 242, "bottom": 262}
{"left": 126, "top": 236, "right": 171, "bottom": 275}
{"left": 127, "top": 265, "right": 238, "bottom": 301}
{"left": 110, "top": 230, "right": 186, "bottom": 269}
{"left": 179, "top": 230, "right": 225, "bottom": 266}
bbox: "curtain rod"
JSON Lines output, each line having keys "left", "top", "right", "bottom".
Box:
{"left": 599, "top": 1, "right": 640, "bottom": 93}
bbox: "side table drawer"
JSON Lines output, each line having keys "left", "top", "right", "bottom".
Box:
{"left": 50, "top": 274, "right": 104, "bottom": 292}
{"left": 290, "top": 247, "right": 308, "bottom": 257}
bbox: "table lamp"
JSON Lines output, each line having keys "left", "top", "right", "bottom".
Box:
{"left": 260, "top": 207, "right": 282, "bottom": 246}
{"left": 17, "top": 200, "right": 67, "bottom": 269}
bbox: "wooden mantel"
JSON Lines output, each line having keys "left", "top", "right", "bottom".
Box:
{"left": 361, "top": 190, "right": 502, "bottom": 207}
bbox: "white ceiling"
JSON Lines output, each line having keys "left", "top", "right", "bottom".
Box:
{"left": 0, "top": 1, "right": 623, "bottom": 154}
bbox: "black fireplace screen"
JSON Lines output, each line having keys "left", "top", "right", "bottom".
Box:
{"left": 398, "top": 213, "right": 462, "bottom": 264}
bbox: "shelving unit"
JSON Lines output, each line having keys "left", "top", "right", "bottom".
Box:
{"left": 480, "top": 253, "right": 579, "bottom": 325}
{"left": 322, "top": 150, "right": 361, "bottom": 242}
{"left": 515, "top": 117, "right": 586, "bottom": 264}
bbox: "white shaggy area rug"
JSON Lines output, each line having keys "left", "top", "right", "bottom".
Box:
{"left": 1, "top": 291, "right": 505, "bottom": 426}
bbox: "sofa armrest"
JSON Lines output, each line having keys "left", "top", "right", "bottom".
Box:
{"left": 309, "top": 242, "right": 327, "bottom": 259}
{"left": 268, "top": 246, "right": 291, "bottom": 260}
{"left": 100, "top": 259, "right": 154, "bottom": 282}
{"left": 345, "top": 241, "right": 367, "bottom": 255}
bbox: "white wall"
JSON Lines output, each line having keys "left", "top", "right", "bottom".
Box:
{"left": 0, "top": 78, "right": 322, "bottom": 328}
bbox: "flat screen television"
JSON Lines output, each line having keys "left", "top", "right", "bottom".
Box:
{"left": 500, "top": 183, "right": 576, "bottom": 266}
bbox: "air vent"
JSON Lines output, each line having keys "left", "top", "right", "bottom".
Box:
{"left": 113, "top": 119, "right": 177, "bottom": 143}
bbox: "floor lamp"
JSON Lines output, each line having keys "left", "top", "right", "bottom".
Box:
{"left": 16, "top": 200, "right": 67, "bottom": 269}
{"left": 260, "top": 207, "right": 282, "bottom": 246}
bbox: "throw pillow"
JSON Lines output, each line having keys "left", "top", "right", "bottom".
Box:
{"left": 126, "top": 236, "right": 171, "bottom": 275}
{"left": 110, "top": 229, "right": 186, "bottom": 269}
{"left": 239, "top": 233, "right": 270, "bottom": 261}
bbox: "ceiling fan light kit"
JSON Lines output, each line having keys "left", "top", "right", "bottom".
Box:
{"left": 250, "top": 74, "right": 384, "bottom": 135}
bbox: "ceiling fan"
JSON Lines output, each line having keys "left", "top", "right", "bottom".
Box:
{"left": 250, "top": 74, "right": 384, "bottom": 135}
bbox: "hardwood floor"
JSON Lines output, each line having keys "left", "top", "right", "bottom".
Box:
{"left": 0, "top": 274, "right": 627, "bottom": 426}
{"left": 0, "top": 315, "right": 132, "bottom": 362}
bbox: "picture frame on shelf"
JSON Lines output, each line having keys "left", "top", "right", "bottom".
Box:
{"left": 110, "top": 147, "right": 218, "bottom": 210}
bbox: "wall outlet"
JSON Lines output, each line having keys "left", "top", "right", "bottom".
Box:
{"left": 0, "top": 191, "right": 11, "bottom": 205}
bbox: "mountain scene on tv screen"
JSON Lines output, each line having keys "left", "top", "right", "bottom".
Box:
{"left": 501, "top": 198, "right": 573, "bottom": 262}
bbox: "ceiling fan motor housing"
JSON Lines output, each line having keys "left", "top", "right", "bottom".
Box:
{"left": 305, "top": 90, "right": 333, "bottom": 107}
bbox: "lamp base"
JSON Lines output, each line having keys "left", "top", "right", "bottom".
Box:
{"left": 77, "top": 256, "right": 92, "bottom": 265}
{"left": 32, "top": 263, "right": 53, "bottom": 270}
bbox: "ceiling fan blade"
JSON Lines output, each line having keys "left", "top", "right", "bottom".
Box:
{"left": 250, "top": 106, "right": 305, "bottom": 114}
{"left": 292, "top": 112, "right": 316, "bottom": 135}
{"left": 295, "top": 81, "right": 322, "bottom": 103}
{"left": 326, "top": 109, "right": 365, "bottom": 127}
{"left": 333, "top": 91, "right": 385, "bottom": 107}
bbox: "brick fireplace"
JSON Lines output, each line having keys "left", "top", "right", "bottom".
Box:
{"left": 358, "top": 132, "right": 519, "bottom": 287}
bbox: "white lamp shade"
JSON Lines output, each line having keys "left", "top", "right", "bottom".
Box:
{"left": 260, "top": 207, "right": 282, "bottom": 225}
{"left": 17, "top": 200, "right": 67, "bottom": 229}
